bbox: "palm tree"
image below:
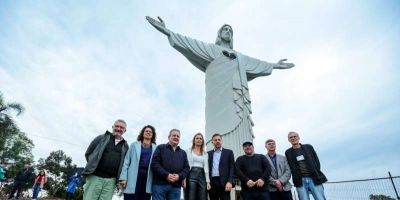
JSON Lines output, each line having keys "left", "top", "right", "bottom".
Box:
{"left": 0, "top": 92, "right": 33, "bottom": 168}
{"left": 0, "top": 92, "right": 24, "bottom": 130}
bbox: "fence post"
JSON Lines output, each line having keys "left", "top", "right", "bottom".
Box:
{"left": 388, "top": 171, "right": 400, "bottom": 200}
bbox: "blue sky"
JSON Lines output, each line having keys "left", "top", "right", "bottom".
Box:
{"left": 0, "top": 0, "right": 399, "bottom": 181}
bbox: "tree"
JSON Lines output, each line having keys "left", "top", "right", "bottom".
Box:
{"left": 37, "top": 150, "right": 77, "bottom": 197}
{"left": 0, "top": 91, "right": 34, "bottom": 179}
{"left": 0, "top": 92, "right": 24, "bottom": 130}
{"left": 0, "top": 128, "right": 34, "bottom": 164}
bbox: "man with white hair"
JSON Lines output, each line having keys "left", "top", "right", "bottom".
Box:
{"left": 82, "top": 119, "right": 129, "bottom": 200}
{"left": 285, "top": 131, "right": 327, "bottom": 200}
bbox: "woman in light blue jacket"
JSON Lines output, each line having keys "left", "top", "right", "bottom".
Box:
{"left": 119, "top": 125, "right": 157, "bottom": 200}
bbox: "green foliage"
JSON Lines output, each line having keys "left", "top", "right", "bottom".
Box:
{"left": 73, "top": 187, "right": 84, "bottom": 200}
{"left": 369, "top": 194, "right": 396, "bottom": 200}
{"left": 0, "top": 129, "right": 34, "bottom": 164}
{"left": 0, "top": 91, "right": 34, "bottom": 179}
{"left": 0, "top": 92, "right": 24, "bottom": 140}
{"left": 37, "top": 150, "right": 77, "bottom": 198}
{"left": 0, "top": 92, "right": 24, "bottom": 123}
{"left": 44, "top": 176, "right": 66, "bottom": 197}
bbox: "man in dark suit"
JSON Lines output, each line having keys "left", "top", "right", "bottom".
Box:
{"left": 207, "top": 133, "right": 235, "bottom": 200}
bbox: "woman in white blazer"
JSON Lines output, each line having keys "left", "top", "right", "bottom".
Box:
{"left": 183, "top": 133, "right": 211, "bottom": 200}
{"left": 119, "top": 125, "right": 157, "bottom": 200}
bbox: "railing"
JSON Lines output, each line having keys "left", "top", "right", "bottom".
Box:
{"left": 291, "top": 172, "right": 400, "bottom": 200}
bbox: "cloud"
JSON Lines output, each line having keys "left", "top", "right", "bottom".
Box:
{"left": 0, "top": 1, "right": 399, "bottom": 180}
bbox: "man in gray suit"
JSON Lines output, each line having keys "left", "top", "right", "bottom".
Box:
{"left": 265, "top": 139, "right": 293, "bottom": 200}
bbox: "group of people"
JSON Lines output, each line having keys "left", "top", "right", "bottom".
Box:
{"left": 82, "top": 119, "right": 327, "bottom": 200}
{"left": 4, "top": 163, "right": 43, "bottom": 199}
{"left": 6, "top": 163, "right": 36, "bottom": 199}
{"left": 6, "top": 163, "right": 80, "bottom": 200}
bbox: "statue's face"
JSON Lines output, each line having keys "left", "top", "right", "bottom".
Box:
{"left": 220, "top": 25, "right": 232, "bottom": 42}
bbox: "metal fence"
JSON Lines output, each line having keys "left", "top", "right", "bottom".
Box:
{"left": 292, "top": 172, "right": 400, "bottom": 200}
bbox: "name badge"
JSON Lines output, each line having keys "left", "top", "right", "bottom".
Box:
{"left": 296, "top": 155, "right": 305, "bottom": 161}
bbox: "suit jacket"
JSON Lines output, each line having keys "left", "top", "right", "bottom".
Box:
{"left": 266, "top": 153, "right": 292, "bottom": 192}
{"left": 285, "top": 144, "right": 327, "bottom": 187}
{"left": 207, "top": 148, "right": 235, "bottom": 186}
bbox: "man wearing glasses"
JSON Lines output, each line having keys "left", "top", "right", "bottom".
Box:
{"left": 285, "top": 132, "right": 327, "bottom": 200}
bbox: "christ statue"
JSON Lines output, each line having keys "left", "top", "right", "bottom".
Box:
{"left": 146, "top": 16, "right": 294, "bottom": 157}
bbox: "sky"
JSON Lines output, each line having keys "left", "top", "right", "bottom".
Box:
{"left": 0, "top": 0, "right": 399, "bottom": 182}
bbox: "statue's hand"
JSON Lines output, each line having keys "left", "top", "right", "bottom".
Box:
{"left": 146, "top": 16, "right": 170, "bottom": 36}
{"left": 275, "top": 58, "right": 295, "bottom": 69}
{"left": 277, "top": 59, "right": 287, "bottom": 65}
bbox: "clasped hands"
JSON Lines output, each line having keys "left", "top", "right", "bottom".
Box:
{"left": 274, "top": 179, "right": 284, "bottom": 191}
{"left": 246, "top": 179, "right": 264, "bottom": 188}
{"left": 167, "top": 173, "right": 180, "bottom": 183}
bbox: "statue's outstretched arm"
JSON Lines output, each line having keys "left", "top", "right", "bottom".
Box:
{"left": 146, "top": 16, "right": 171, "bottom": 36}
{"left": 274, "top": 58, "right": 295, "bottom": 69}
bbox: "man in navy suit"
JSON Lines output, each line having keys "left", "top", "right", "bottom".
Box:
{"left": 208, "top": 133, "right": 235, "bottom": 200}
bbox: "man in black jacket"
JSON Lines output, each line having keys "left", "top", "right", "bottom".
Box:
{"left": 8, "top": 163, "right": 32, "bottom": 199}
{"left": 236, "top": 141, "right": 271, "bottom": 200}
{"left": 82, "top": 119, "right": 129, "bottom": 200}
{"left": 285, "top": 131, "right": 327, "bottom": 200}
{"left": 208, "top": 133, "right": 235, "bottom": 200}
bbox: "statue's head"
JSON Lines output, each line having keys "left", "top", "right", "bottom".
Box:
{"left": 215, "top": 24, "right": 233, "bottom": 49}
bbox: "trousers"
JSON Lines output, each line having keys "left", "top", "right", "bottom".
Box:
{"left": 185, "top": 167, "right": 207, "bottom": 200}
